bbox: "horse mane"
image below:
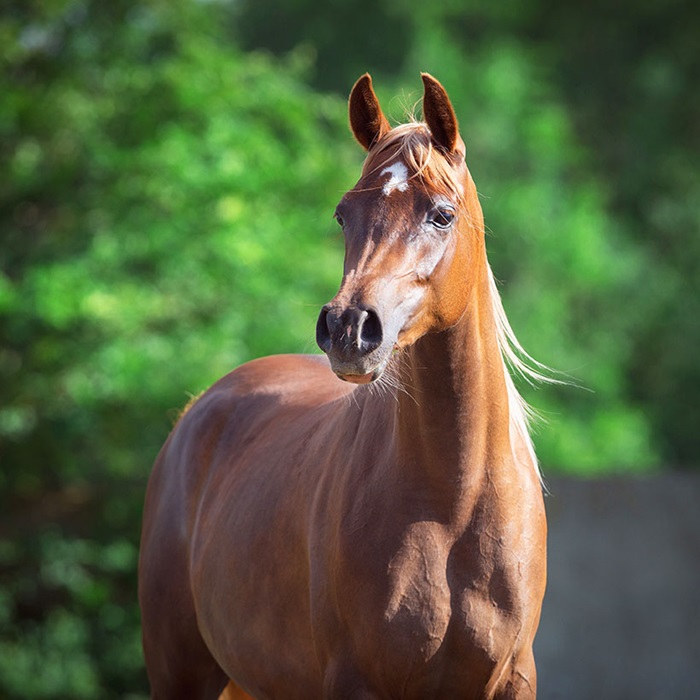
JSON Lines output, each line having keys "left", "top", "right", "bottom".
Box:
{"left": 488, "top": 267, "right": 554, "bottom": 484}
{"left": 364, "top": 121, "right": 553, "bottom": 483}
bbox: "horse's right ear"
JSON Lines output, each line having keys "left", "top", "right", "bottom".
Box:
{"left": 349, "top": 74, "right": 390, "bottom": 151}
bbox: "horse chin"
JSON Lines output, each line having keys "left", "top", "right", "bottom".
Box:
{"left": 332, "top": 354, "right": 390, "bottom": 385}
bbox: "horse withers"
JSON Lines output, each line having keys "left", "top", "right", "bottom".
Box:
{"left": 139, "top": 73, "right": 547, "bottom": 699}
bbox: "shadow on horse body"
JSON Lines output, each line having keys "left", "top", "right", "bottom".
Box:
{"left": 139, "top": 73, "right": 547, "bottom": 699}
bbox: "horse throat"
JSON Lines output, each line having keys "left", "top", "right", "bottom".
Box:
{"left": 394, "top": 264, "right": 513, "bottom": 503}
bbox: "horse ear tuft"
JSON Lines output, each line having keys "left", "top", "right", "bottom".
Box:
{"left": 349, "top": 74, "right": 391, "bottom": 151}
{"left": 421, "top": 73, "right": 459, "bottom": 154}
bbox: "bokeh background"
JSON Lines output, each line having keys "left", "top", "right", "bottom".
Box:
{"left": 1, "top": 0, "right": 698, "bottom": 697}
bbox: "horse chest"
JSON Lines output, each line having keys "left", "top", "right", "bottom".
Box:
{"left": 320, "top": 504, "right": 540, "bottom": 698}
{"left": 325, "top": 518, "right": 517, "bottom": 696}
{"left": 383, "top": 520, "right": 453, "bottom": 637}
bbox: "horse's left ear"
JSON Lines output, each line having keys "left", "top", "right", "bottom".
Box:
{"left": 421, "top": 73, "right": 460, "bottom": 154}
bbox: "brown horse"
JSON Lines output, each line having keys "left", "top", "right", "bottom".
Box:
{"left": 139, "top": 73, "right": 547, "bottom": 699}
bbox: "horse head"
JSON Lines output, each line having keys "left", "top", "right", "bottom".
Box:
{"left": 316, "top": 73, "right": 485, "bottom": 384}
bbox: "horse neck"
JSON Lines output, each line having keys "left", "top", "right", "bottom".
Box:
{"left": 394, "top": 248, "right": 514, "bottom": 515}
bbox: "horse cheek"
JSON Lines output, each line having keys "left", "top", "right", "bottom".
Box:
{"left": 432, "top": 244, "right": 473, "bottom": 331}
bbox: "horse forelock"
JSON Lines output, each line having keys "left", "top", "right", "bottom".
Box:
{"left": 361, "top": 123, "right": 466, "bottom": 204}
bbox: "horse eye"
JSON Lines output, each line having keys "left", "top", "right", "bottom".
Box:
{"left": 429, "top": 207, "right": 455, "bottom": 229}
{"left": 334, "top": 212, "right": 345, "bottom": 228}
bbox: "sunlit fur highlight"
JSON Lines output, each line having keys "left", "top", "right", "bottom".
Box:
{"left": 363, "top": 121, "right": 553, "bottom": 483}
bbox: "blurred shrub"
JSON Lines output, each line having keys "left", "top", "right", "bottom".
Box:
{"left": 1, "top": 2, "right": 355, "bottom": 696}
{"left": 1, "top": 5, "right": 356, "bottom": 498}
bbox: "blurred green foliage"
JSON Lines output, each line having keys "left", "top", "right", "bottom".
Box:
{"left": 1, "top": 0, "right": 697, "bottom": 696}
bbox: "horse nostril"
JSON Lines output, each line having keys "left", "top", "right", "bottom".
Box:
{"left": 358, "top": 308, "right": 383, "bottom": 352}
{"left": 316, "top": 306, "right": 333, "bottom": 353}
{"left": 317, "top": 304, "right": 383, "bottom": 356}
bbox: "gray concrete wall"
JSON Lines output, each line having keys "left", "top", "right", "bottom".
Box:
{"left": 535, "top": 475, "right": 700, "bottom": 699}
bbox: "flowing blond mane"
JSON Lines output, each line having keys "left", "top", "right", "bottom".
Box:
{"left": 488, "top": 266, "right": 555, "bottom": 483}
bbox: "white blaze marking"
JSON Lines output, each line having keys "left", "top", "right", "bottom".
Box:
{"left": 380, "top": 162, "right": 409, "bottom": 196}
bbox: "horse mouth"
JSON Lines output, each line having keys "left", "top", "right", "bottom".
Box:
{"left": 336, "top": 368, "right": 381, "bottom": 384}
{"left": 334, "top": 354, "right": 390, "bottom": 384}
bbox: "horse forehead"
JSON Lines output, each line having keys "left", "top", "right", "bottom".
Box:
{"left": 342, "top": 156, "right": 451, "bottom": 233}
{"left": 347, "top": 159, "right": 427, "bottom": 216}
{"left": 379, "top": 161, "right": 410, "bottom": 196}
{"left": 361, "top": 153, "right": 463, "bottom": 205}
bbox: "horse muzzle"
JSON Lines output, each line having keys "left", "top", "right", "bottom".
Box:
{"left": 316, "top": 303, "right": 390, "bottom": 383}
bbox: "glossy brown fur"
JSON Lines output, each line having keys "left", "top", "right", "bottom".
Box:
{"left": 139, "top": 74, "right": 547, "bottom": 699}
